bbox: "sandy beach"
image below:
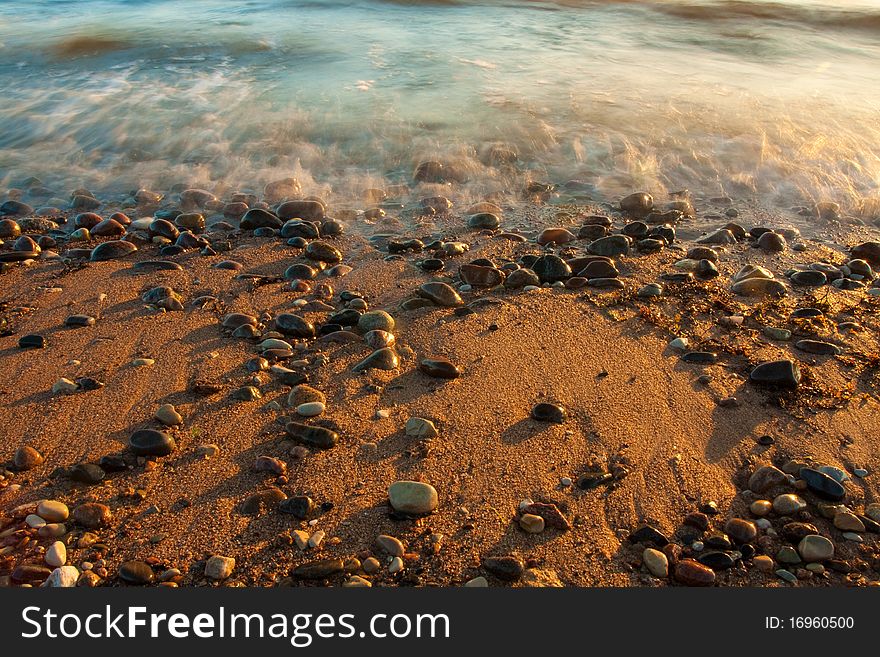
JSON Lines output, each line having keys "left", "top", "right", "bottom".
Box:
{"left": 1, "top": 182, "right": 879, "bottom": 587}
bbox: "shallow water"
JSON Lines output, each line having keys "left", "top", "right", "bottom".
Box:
{"left": 0, "top": 0, "right": 879, "bottom": 211}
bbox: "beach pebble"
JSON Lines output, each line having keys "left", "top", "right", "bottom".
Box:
{"left": 296, "top": 401, "right": 326, "bottom": 417}
{"left": 388, "top": 480, "right": 438, "bottom": 514}
{"left": 405, "top": 417, "right": 438, "bottom": 439}
{"left": 118, "top": 560, "right": 155, "bottom": 584}
{"left": 129, "top": 429, "right": 176, "bottom": 456}
{"left": 798, "top": 535, "right": 834, "bottom": 562}
{"left": 205, "top": 555, "right": 235, "bottom": 580}
{"left": 37, "top": 500, "right": 69, "bottom": 522}
{"left": 14, "top": 445, "right": 44, "bottom": 470}
{"left": 519, "top": 513, "right": 545, "bottom": 534}
{"left": 154, "top": 404, "right": 182, "bottom": 426}
{"left": 44, "top": 566, "right": 79, "bottom": 588}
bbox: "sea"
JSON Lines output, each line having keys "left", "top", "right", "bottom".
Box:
{"left": 0, "top": 0, "right": 879, "bottom": 212}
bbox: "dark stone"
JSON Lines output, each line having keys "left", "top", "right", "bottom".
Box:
{"left": 279, "top": 495, "right": 315, "bottom": 519}
{"left": 532, "top": 254, "right": 572, "bottom": 283}
{"left": 530, "top": 402, "right": 567, "bottom": 423}
{"left": 12, "top": 564, "right": 52, "bottom": 582}
{"left": 99, "top": 455, "right": 128, "bottom": 472}
{"left": 276, "top": 200, "right": 325, "bottom": 222}
{"left": 704, "top": 533, "right": 732, "bottom": 550}
{"left": 791, "top": 270, "right": 827, "bottom": 286}
{"left": 68, "top": 463, "right": 106, "bottom": 484}
{"left": 418, "top": 357, "right": 461, "bottom": 379}
{"left": 795, "top": 340, "right": 842, "bottom": 356}
{"left": 65, "top": 314, "right": 95, "bottom": 328}
{"left": 681, "top": 351, "right": 718, "bottom": 364}
{"left": 129, "top": 429, "right": 176, "bottom": 456}
{"left": 418, "top": 282, "right": 463, "bottom": 307}
{"left": 275, "top": 313, "right": 316, "bottom": 338}
{"left": 18, "top": 334, "right": 46, "bottom": 349}
{"left": 118, "top": 560, "right": 155, "bottom": 585}
{"left": 240, "top": 208, "right": 282, "bottom": 230}
{"left": 781, "top": 522, "right": 820, "bottom": 542}
{"left": 305, "top": 240, "right": 342, "bottom": 264}
{"left": 481, "top": 555, "right": 524, "bottom": 582}
{"left": 1, "top": 200, "right": 34, "bottom": 216}
{"left": 799, "top": 467, "right": 846, "bottom": 501}
{"left": 576, "top": 472, "right": 612, "bottom": 489}
{"left": 628, "top": 525, "right": 669, "bottom": 546}
{"left": 697, "top": 551, "right": 736, "bottom": 570}
{"left": 749, "top": 360, "right": 800, "bottom": 388}
{"left": 285, "top": 422, "right": 338, "bottom": 449}
{"left": 91, "top": 240, "right": 137, "bottom": 261}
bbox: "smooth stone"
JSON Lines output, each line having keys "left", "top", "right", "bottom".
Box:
{"left": 376, "top": 535, "right": 406, "bottom": 556}
{"left": 18, "top": 334, "right": 46, "bottom": 349}
{"left": 388, "top": 481, "right": 438, "bottom": 514}
{"left": 588, "top": 234, "right": 630, "bottom": 257}
{"left": 620, "top": 192, "right": 653, "bottom": 214}
{"left": 291, "top": 559, "right": 345, "bottom": 579}
{"left": 13, "top": 445, "right": 44, "bottom": 469}
{"left": 519, "top": 513, "right": 545, "bottom": 534}
{"left": 37, "top": 500, "right": 69, "bottom": 523}
{"left": 418, "top": 357, "right": 461, "bottom": 379}
{"left": 285, "top": 422, "right": 338, "bottom": 449}
{"left": 797, "top": 535, "right": 834, "bottom": 561}
{"left": 642, "top": 548, "right": 668, "bottom": 577}
{"left": 306, "top": 240, "right": 342, "bottom": 264}
{"left": 530, "top": 402, "right": 566, "bottom": 423}
{"left": 90, "top": 240, "right": 137, "bottom": 261}
{"left": 773, "top": 494, "right": 807, "bottom": 515}
{"left": 357, "top": 310, "right": 395, "bottom": 333}
{"left": 72, "top": 503, "right": 111, "bottom": 528}
{"left": 353, "top": 347, "right": 399, "bottom": 372}
{"left": 45, "top": 541, "right": 67, "bottom": 567}
{"left": 731, "top": 277, "right": 786, "bottom": 296}
{"left": 791, "top": 270, "right": 827, "bottom": 286}
{"left": 418, "top": 282, "right": 463, "bottom": 307}
{"left": 674, "top": 559, "right": 715, "bottom": 586}
{"left": 277, "top": 199, "right": 325, "bottom": 222}
{"left": 129, "top": 429, "right": 176, "bottom": 456}
{"left": 749, "top": 360, "right": 800, "bottom": 388}
{"left": 537, "top": 227, "right": 576, "bottom": 245}
{"left": 296, "top": 401, "right": 325, "bottom": 417}
{"left": 833, "top": 512, "right": 864, "bottom": 532}
{"left": 64, "top": 314, "right": 95, "bottom": 327}
{"left": 363, "top": 330, "right": 395, "bottom": 349}
{"left": 459, "top": 264, "right": 505, "bottom": 287}
{"left": 154, "top": 404, "right": 183, "bottom": 426}
{"left": 275, "top": 313, "right": 316, "bottom": 338}
{"left": 240, "top": 208, "right": 282, "bottom": 229}
{"left": 724, "top": 518, "right": 757, "bottom": 544}
{"left": 504, "top": 268, "right": 540, "bottom": 289}
{"left": 279, "top": 495, "right": 315, "bottom": 519}
{"left": 697, "top": 551, "right": 736, "bottom": 570}
{"left": 748, "top": 465, "right": 787, "bottom": 493}
{"left": 757, "top": 231, "right": 786, "bottom": 251}
{"left": 795, "top": 340, "right": 842, "bottom": 356}
{"left": 467, "top": 212, "right": 500, "bottom": 229}
{"left": 118, "top": 560, "right": 155, "bottom": 584}
{"left": 799, "top": 468, "right": 846, "bottom": 501}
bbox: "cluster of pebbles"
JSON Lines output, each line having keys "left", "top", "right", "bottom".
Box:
{"left": 1, "top": 174, "right": 879, "bottom": 587}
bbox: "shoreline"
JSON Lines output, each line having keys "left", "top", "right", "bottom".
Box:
{"left": 1, "top": 181, "right": 879, "bottom": 587}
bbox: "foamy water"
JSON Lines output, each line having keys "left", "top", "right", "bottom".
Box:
{"left": 0, "top": 0, "right": 879, "bottom": 212}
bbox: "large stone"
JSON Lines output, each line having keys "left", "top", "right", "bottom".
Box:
{"left": 797, "top": 535, "right": 834, "bottom": 562}
{"left": 418, "top": 282, "right": 463, "bottom": 307}
{"left": 129, "top": 429, "right": 176, "bottom": 456}
{"left": 749, "top": 360, "right": 800, "bottom": 388}
{"left": 90, "top": 240, "right": 137, "bottom": 261}
{"left": 674, "top": 559, "right": 716, "bottom": 586}
{"left": 642, "top": 548, "right": 669, "bottom": 578}
{"left": 205, "top": 555, "right": 236, "bottom": 580}
{"left": 285, "top": 422, "right": 338, "bottom": 449}
{"left": 353, "top": 348, "right": 399, "bottom": 372}
{"left": 388, "top": 481, "right": 438, "bottom": 514}
{"left": 748, "top": 465, "right": 787, "bottom": 493}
